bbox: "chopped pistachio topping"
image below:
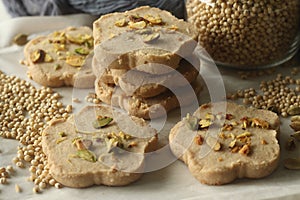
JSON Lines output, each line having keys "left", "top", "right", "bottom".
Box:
{"left": 54, "top": 64, "right": 61, "bottom": 70}
{"left": 222, "top": 124, "right": 233, "bottom": 131}
{"left": 239, "top": 144, "right": 250, "bottom": 156}
{"left": 129, "top": 15, "right": 144, "bottom": 23}
{"left": 240, "top": 117, "right": 270, "bottom": 129}
{"left": 143, "top": 32, "right": 160, "bottom": 43}
{"left": 194, "top": 135, "right": 203, "bottom": 145}
{"left": 236, "top": 131, "right": 252, "bottom": 139}
{"left": 65, "top": 55, "right": 84, "bottom": 67}
{"left": 75, "top": 47, "right": 90, "bottom": 55}
{"left": 13, "top": 33, "right": 28, "bottom": 46}
{"left": 49, "top": 31, "right": 67, "bottom": 44}
{"left": 136, "top": 28, "right": 153, "bottom": 35}
{"left": 143, "top": 15, "right": 163, "bottom": 25}
{"left": 30, "top": 49, "right": 45, "bottom": 63}
{"left": 56, "top": 137, "right": 67, "bottom": 144}
{"left": 92, "top": 116, "right": 113, "bottom": 129}
{"left": 58, "top": 131, "right": 66, "bottom": 137}
{"left": 167, "top": 25, "right": 179, "bottom": 31}
{"left": 206, "top": 136, "right": 222, "bottom": 151}
{"left": 76, "top": 149, "right": 97, "bottom": 162}
{"left": 66, "top": 33, "right": 92, "bottom": 45}
{"left": 128, "top": 21, "right": 147, "bottom": 29}
{"left": 199, "top": 119, "right": 213, "bottom": 129}
{"left": 185, "top": 113, "right": 199, "bottom": 130}
{"left": 261, "top": 139, "right": 268, "bottom": 145}
{"left": 75, "top": 139, "right": 86, "bottom": 150}
{"left": 44, "top": 54, "right": 53, "bottom": 62}
{"left": 205, "top": 113, "right": 215, "bottom": 121}
{"left": 53, "top": 44, "right": 66, "bottom": 51}
{"left": 128, "top": 141, "right": 138, "bottom": 148}
{"left": 115, "top": 18, "right": 127, "bottom": 27}
{"left": 105, "top": 132, "right": 133, "bottom": 153}
{"left": 229, "top": 139, "right": 237, "bottom": 148}
{"left": 250, "top": 118, "right": 270, "bottom": 129}
{"left": 225, "top": 114, "right": 234, "bottom": 120}
{"left": 72, "top": 137, "right": 82, "bottom": 145}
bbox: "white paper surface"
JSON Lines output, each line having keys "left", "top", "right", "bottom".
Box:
{"left": 0, "top": 15, "right": 300, "bottom": 200}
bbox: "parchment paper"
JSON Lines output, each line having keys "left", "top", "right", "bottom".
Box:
{"left": 0, "top": 14, "right": 300, "bottom": 200}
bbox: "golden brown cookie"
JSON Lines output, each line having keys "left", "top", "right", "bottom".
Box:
{"left": 169, "top": 102, "right": 280, "bottom": 185}
{"left": 42, "top": 105, "right": 158, "bottom": 187}
{"left": 24, "top": 26, "right": 95, "bottom": 88}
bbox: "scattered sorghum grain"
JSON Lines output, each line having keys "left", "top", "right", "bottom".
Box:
{"left": 228, "top": 67, "right": 300, "bottom": 117}
{"left": 0, "top": 70, "right": 70, "bottom": 192}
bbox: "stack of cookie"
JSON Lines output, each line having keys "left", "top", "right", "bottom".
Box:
{"left": 92, "top": 6, "right": 200, "bottom": 119}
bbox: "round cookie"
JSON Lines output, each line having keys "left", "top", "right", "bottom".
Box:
{"left": 95, "top": 79, "right": 202, "bottom": 119}
{"left": 42, "top": 105, "right": 158, "bottom": 188}
{"left": 94, "top": 58, "right": 199, "bottom": 98}
{"left": 93, "top": 6, "right": 198, "bottom": 73}
{"left": 169, "top": 102, "right": 280, "bottom": 185}
{"left": 24, "top": 26, "right": 95, "bottom": 88}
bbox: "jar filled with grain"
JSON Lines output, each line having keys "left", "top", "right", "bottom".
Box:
{"left": 187, "top": 0, "right": 300, "bottom": 69}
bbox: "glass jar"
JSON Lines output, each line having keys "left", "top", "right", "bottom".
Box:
{"left": 187, "top": 0, "right": 300, "bottom": 69}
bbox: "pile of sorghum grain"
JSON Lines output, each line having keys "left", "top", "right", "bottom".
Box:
{"left": 0, "top": 70, "right": 71, "bottom": 193}
{"left": 187, "top": 0, "right": 300, "bottom": 68}
{"left": 228, "top": 69, "right": 300, "bottom": 117}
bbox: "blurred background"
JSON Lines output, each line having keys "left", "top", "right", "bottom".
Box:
{"left": 0, "top": 1, "right": 10, "bottom": 22}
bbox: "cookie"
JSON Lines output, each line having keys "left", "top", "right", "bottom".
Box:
{"left": 95, "top": 80, "right": 201, "bottom": 119}
{"left": 92, "top": 55, "right": 180, "bottom": 78}
{"left": 95, "top": 58, "right": 199, "bottom": 98}
{"left": 42, "top": 105, "right": 158, "bottom": 187}
{"left": 169, "top": 102, "right": 280, "bottom": 185}
{"left": 24, "top": 26, "right": 95, "bottom": 88}
{"left": 93, "top": 6, "right": 198, "bottom": 72}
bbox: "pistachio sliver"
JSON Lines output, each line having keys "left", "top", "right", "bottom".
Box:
{"left": 44, "top": 54, "right": 53, "bottom": 62}
{"left": 167, "top": 25, "right": 179, "bottom": 31}
{"left": 92, "top": 116, "right": 113, "bottom": 129}
{"left": 236, "top": 131, "right": 252, "bottom": 139}
{"left": 228, "top": 139, "right": 237, "bottom": 148}
{"left": 199, "top": 119, "right": 213, "bottom": 129}
{"left": 206, "top": 136, "right": 221, "bottom": 151}
{"left": 129, "top": 21, "right": 147, "bottom": 29}
{"left": 284, "top": 158, "right": 300, "bottom": 170}
{"left": 54, "top": 64, "right": 61, "bottom": 70}
{"left": 115, "top": 18, "right": 127, "bottom": 27}
{"left": 185, "top": 114, "right": 199, "bottom": 130}
{"left": 143, "top": 32, "right": 160, "bottom": 43}
{"left": 76, "top": 149, "right": 97, "bottom": 162}
{"left": 75, "top": 47, "right": 90, "bottom": 55}
{"left": 65, "top": 55, "right": 84, "bottom": 67}
{"left": 56, "top": 137, "right": 67, "bottom": 144}
{"left": 58, "top": 131, "right": 66, "bottom": 137}
{"left": 13, "top": 33, "right": 28, "bottom": 46}
{"left": 30, "top": 49, "right": 45, "bottom": 63}
{"left": 143, "top": 15, "right": 163, "bottom": 25}
{"left": 136, "top": 28, "right": 153, "bottom": 35}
